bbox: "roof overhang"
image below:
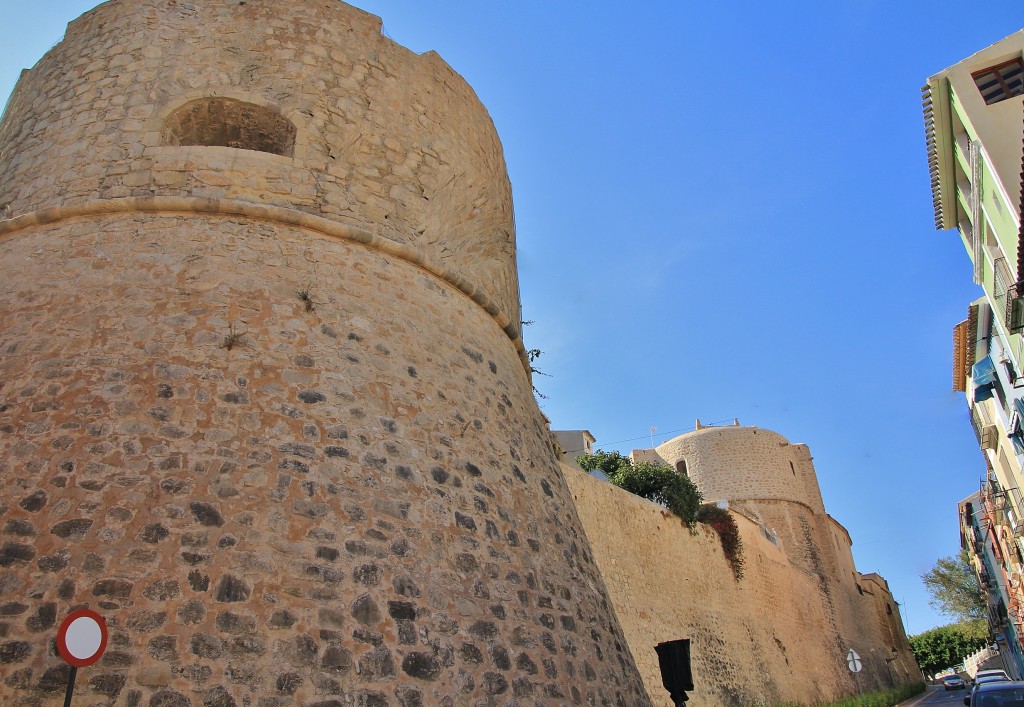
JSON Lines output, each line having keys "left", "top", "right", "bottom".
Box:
{"left": 923, "top": 76, "right": 957, "bottom": 231}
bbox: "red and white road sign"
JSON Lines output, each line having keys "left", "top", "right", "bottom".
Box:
{"left": 56, "top": 609, "right": 107, "bottom": 668}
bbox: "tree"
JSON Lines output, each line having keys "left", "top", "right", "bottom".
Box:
{"left": 921, "top": 550, "right": 987, "bottom": 623}
{"left": 576, "top": 451, "right": 702, "bottom": 524}
{"left": 908, "top": 623, "right": 988, "bottom": 678}
{"left": 575, "top": 450, "right": 632, "bottom": 478}
{"left": 615, "top": 460, "right": 703, "bottom": 523}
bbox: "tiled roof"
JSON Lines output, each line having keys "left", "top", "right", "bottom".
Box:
{"left": 923, "top": 83, "right": 944, "bottom": 229}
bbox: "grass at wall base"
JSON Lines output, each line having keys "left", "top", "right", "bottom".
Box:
{"left": 778, "top": 681, "right": 925, "bottom": 707}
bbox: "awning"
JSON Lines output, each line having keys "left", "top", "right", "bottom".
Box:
{"left": 974, "top": 356, "right": 997, "bottom": 386}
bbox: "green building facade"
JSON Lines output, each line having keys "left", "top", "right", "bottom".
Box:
{"left": 925, "top": 29, "right": 1024, "bottom": 678}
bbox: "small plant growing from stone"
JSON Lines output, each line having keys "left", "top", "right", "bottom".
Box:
{"left": 522, "top": 320, "right": 549, "bottom": 399}
{"left": 296, "top": 286, "right": 315, "bottom": 312}
{"left": 220, "top": 323, "right": 247, "bottom": 351}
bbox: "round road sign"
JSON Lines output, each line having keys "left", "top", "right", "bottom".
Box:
{"left": 56, "top": 609, "right": 108, "bottom": 668}
{"left": 846, "top": 648, "right": 863, "bottom": 673}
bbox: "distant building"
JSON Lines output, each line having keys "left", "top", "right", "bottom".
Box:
{"left": 960, "top": 493, "right": 1023, "bottom": 677}
{"left": 552, "top": 429, "right": 595, "bottom": 466}
{"left": 924, "top": 29, "right": 1024, "bottom": 675}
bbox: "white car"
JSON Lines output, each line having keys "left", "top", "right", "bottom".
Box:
{"left": 975, "top": 669, "right": 1011, "bottom": 682}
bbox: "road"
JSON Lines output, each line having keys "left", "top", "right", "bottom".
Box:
{"left": 898, "top": 685, "right": 970, "bottom": 706}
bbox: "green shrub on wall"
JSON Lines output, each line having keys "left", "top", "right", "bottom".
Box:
{"left": 696, "top": 503, "right": 744, "bottom": 580}
{"left": 576, "top": 451, "right": 747, "bottom": 579}
{"left": 576, "top": 452, "right": 703, "bottom": 524}
{"left": 615, "top": 461, "right": 703, "bottom": 524}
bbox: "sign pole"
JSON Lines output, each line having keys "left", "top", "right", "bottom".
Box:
{"left": 62, "top": 665, "right": 77, "bottom": 707}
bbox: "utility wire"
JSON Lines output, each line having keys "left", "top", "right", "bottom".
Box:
{"left": 559, "top": 417, "right": 739, "bottom": 456}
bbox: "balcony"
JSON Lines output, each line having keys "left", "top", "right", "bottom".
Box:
{"left": 982, "top": 484, "right": 1009, "bottom": 527}
{"left": 981, "top": 570, "right": 994, "bottom": 589}
{"left": 1008, "top": 487, "right": 1024, "bottom": 538}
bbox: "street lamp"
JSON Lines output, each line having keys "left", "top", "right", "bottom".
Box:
{"left": 656, "top": 639, "right": 694, "bottom": 706}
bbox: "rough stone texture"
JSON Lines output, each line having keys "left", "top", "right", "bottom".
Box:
{"left": 569, "top": 425, "right": 918, "bottom": 706}
{"left": 0, "top": 1, "right": 648, "bottom": 704}
{"left": 0, "top": 0, "right": 520, "bottom": 342}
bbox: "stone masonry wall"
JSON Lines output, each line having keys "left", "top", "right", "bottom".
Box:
{"left": 651, "top": 428, "right": 837, "bottom": 581}
{"left": 0, "top": 0, "right": 520, "bottom": 339}
{"left": 0, "top": 213, "right": 649, "bottom": 705}
{"left": 0, "top": 1, "right": 651, "bottom": 703}
{"left": 654, "top": 428, "right": 825, "bottom": 515}
{"left": 563, "top": 466, "right": 918, "bottom": 707}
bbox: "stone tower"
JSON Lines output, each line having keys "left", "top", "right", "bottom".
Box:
{"left": 0, "top": 2, "right": 650, "bottom": 704}
{"left": 647, "top": 426, "right": 899, "bottom": 688}
{"left": 652, "top": 426, "right": 833, "bottom": 575}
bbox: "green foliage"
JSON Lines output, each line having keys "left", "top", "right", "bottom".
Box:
{"left": 522, "top": 321, "right": 548, "bottom": 399}
{"left": 575, "top": 450, "right": 632, "bottom": 478}
{"left": 696, "top": 504, "right": 744, "bottom": 580}
{"left": 921, "top": 550, "right": 987, "bottom": 623}
{"left": 777, "top": 681, "right": 925, "bottom": 707}
{"left": 615, "top": 461, "right": 703, "bottom": 523}
{"left": 576, "top": 451, "right": 702, "bottom": 524}
{"left": 908, "top": 623, "right": 988, "bottom": 678}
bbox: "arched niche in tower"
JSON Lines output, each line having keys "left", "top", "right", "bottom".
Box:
{"left": 161, "top": 97, "right": 297, "bottom": 157}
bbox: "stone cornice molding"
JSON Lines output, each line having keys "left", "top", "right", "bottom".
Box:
{"left": 0, "top": 196, "right": 530, "bottom": 373}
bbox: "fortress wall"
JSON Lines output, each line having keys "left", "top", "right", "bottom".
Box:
{"left": 653, "top": 427, "right": 836, "bottom": 578}
{"left": 856, "top": 575, "right": 918, "bottom": 684}
{"left": 0, "top": 0, "right": 519, "bottom": 334}
{"left": 563, "top": 466, "right": 854, "bottom": 706}
{"left": 0, "top": 2, "right": 657, "bottom": 702}
{"left": 827, "top": 516, "right": 858, "bottom": 585}
{"left": 563, "top": 465, "right": 919, "bottom": 706}
{"left": 0, "top": 174, "right": 648, "bottom": 706}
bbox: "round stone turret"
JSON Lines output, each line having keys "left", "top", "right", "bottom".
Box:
{"left": 0, "top": 2, "right": 648, "bottom": 703}
{"left": 655, "top": 425, "right": 834, "bottom": 577}
{"left": 0, "top": 0, "right": 521, "bottom": 347}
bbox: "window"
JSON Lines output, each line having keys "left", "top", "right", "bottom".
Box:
{"left": 1010, "top": 293, "right": 1024, "bottom": 335}
{"left": 675, "top": 460, "right": 688, "bottom": 477}
{"left": 972, "top": 58, "right": 1024, "bottom": 105}
{"left": 994, "top": 258, "right": 1013, "bottom": 325}
{"left": 162, "top": 98, "right": 296, "bottom": 156}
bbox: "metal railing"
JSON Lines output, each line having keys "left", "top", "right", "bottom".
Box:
{"left": 1008, "top": 487, "right": 1024, "bottom": 537}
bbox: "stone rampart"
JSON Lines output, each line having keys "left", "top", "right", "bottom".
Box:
{"left": 0, "top": 2, "right": 650, "bottom": 703}
{"left": 0, "top": 0, "right": 520, "bottom": 341}
{"left": 563, "top": 465, "right": 918, "bottom": 706}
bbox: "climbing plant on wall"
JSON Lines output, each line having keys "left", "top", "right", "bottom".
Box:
{"left": 696, "top": 504, "right": 745, "bottom": 580}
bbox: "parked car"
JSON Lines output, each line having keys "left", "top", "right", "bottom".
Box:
{"left": 972, "top": 675, "right": 1013, "bottom": 690}
{"left": 944, "top": 674, "right": 966, "bottom": 690}
{"left": 976, "top": 669, "right": 1012, "bottom": 682}
{"left": 963, "top": 680, "right": 1024, "bottom": 706}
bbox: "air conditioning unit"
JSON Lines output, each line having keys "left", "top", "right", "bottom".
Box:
{"left": 981, "top": 425, "right": 999, "bottom": 450}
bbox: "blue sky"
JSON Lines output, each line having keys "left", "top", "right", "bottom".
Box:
{"left": 4, "top": 1, "right": 1024, "bottom": 637}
